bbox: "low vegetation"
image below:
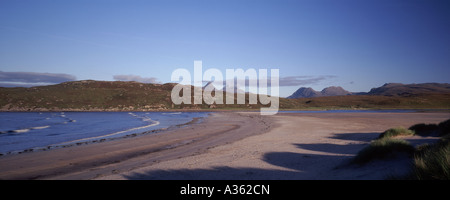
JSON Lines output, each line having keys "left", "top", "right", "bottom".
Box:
{"left": 409, "top": 123, "right": 439, "bottom": 136}
{"left": 282, "top": 93, "right": 450, "bottom": 110}
{"left": 352, "top": 138, "right": 415, "bottom": 164}
{"left": 353, "top": 119, "right": 450, "bottom": 180}
{"left": 378, "top": 127, "right": 415, "bottom": 139}
{"left": 437, "top": 119, "right": 450, "bottom": 136}
{"left": 409, "top": 119, "right": 450, "bottom": 137}
{"left": 413, "top": 137, "right": 450, "bottom": 180}
{"left": 1, "top": 80, "right": 450, "bottom": 111}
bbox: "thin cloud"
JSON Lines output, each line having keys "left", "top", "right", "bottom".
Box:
{"left": 0, "top": 71, "right": 77, "bottom": 87}
{"left": 279, "top": 75, "right": 337, "bottom": 87}
{"left": 202, "top": 75, "right": 337, "bottom": 88}
{"left": 113, "top": 75, "right": 160, "bottom": 84}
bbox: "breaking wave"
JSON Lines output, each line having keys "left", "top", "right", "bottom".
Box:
{"left": 53, "top": 117, "right": 160, "bottom": 146}
{"left": 0, "top": 125, "right": 51, "bottom": 135}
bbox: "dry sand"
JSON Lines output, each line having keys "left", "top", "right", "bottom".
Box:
{"left": 0, "top": 111, "right": 448, "bottom": 180}
{"left": 101, "top": 111, "right": 449, "bottom": 180}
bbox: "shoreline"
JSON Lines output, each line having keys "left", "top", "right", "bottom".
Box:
{"left": 0, "top": 113, "right": 209, "bottom": 156}
{"left": 0, "top": 111, "right": 449, "bottom": 180}
{"left": 0, "top": 112, "right": 274, "bottom": 180}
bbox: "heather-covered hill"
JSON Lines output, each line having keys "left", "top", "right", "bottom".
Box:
{"left": 287, "top": 86, "right": 351, "bottom": 99}
{"left": 367, "top": 83, "right": 450, "bottom": 96}
{"left": 0, "top": 80, "right": 268, "bottom": 111}
{"left": 1, "top": 80, "right": 449, "bottom": 111}
{"left": 0, "top": 80, "right": 175, "bottom": 111}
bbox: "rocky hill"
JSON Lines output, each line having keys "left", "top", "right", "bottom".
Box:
{"left": 287, "top": 87, "right": 320, "bottom": 98}
{"left": 321, "top": 86, "right": 352, "bottom": 96}
{"left": 288, "top": 83, "right": 450, "bottom": 99}
{"left": 282, "top": 82, "right": 450, "bottom": 110}
{"left": 367, "top": 83, "right": 450, "bottom": 96}
{"left": 287, "top": 86, "right": 351, "bottom": 99}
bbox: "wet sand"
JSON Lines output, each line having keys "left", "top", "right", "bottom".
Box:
{"left": 0, "top": 112, "right": 272, "bottom": 179}
{"left": 0, "top": 111, "right": 448, "bottom": 180}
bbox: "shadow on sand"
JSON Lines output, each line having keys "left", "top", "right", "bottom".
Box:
{"left": 328, "top": 132, "right": 380, "bottom": 142}
{"left": 123, "top": 132, "right": 382, "bottom": 180}
{"left": 124, "top": 153, "right": 350, "bottom": 180}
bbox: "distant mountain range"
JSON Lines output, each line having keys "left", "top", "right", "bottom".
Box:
{"left": 287, "top": 83, "right": 450, "bottom": 99}
{"left": 288, "top": 86, "right": 351, "bottom": 98}
{"left": 366, "top": 83, "right": 450, "bottom": 96}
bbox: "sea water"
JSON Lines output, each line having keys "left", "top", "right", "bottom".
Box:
{"left": 0, "top": 112, "right": 209, "bottom": 155}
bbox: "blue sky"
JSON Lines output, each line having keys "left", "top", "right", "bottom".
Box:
{"left": 0, "top": 0, "right": 449, "bottom": 97}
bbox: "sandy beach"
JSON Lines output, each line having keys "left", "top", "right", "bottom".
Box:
{"left": 0, "top": 111, "right": 448, "bottom": 180}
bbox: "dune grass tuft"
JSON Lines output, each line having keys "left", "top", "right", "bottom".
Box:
{"left": 409, "top": 123, "right": 439, "bottom": 136}
{"left": 352, "top": 138, "right": 415, "bottom": 164}
{"left": 412, "top": 137, "right": 450, "bottom": 180}
{"left": 353, "top": 119, "right": 450, "bottom": 179}
{"left": 438, "top": 119, "right": 450, "bottom": 136}
{"left": 408, "top": 119, "right": 450, "bottom": 137}
{"left": 378, "top": 127, "right": 415, "bottom": 139}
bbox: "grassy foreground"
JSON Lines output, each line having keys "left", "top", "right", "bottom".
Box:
{"left": 352, "top": 119, "right": 450, "bottom": 180}
{"left": 413, "top": 136, "right": 450, "bottom": 179}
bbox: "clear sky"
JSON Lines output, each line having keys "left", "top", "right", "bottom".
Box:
{"left": 0, "top": 0, "right": 449, "bottom": 97}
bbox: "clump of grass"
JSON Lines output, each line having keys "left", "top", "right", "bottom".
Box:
{"left": 438, "top": 119, "right": 450, "bottom": 136}
{"left": 409, "top": 123, "right": 439, "bottom": 136}
{"left": 352, "top": 138, "right": 415, "bottom": 164}
{"left": 412, "top": 138, "right": 450, "bottom": 180}
{"left": 352, "top": 119, "right": 450, "bottom": 179}
{"left": 407, "top": 119, "right": 450, "bottom": 137}
{"left": 378, "top": 127, "right": 415, "bottom": 139}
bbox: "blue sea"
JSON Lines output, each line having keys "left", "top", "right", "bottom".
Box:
{"left": 0, "top": 112, "right": 209, "bottom": 155}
